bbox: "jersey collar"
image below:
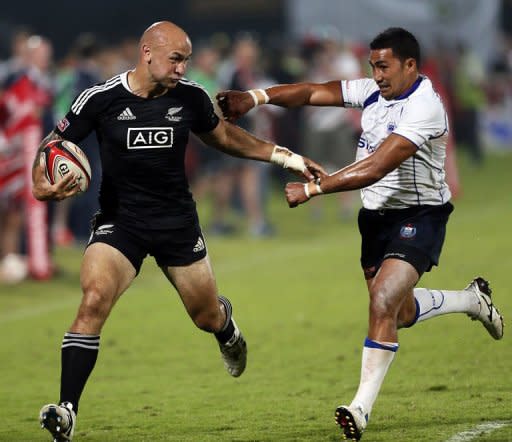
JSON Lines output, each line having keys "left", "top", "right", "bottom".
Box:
{"left": 120, "top": 71, "right": 131, "bottom": 92}
{"left": 395, "top": 75, "right": 423, "bottom": 100}
{"left": 382, "top": 75, "right": 424, "bottom": 106}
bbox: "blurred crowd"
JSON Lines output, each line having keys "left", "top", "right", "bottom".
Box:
{"left": 1, "top": 24, "right": 511, "bottom": 284}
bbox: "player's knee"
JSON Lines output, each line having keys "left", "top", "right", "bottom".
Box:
{"left": 369, "top": 286, "right": 398, "bottom": 320}
{"left": 77, "top": 284, "right": 113, "bottom": 322}
{"left": 191, "top": 308, "right": 222, "bottom": 333}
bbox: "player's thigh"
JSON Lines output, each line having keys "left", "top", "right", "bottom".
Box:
{"left": 162, "top": 255, "right": 218, "bottom": 314}
{"left": 358, "top": 208, "right": 388, "bottom": 280}
{"left": 80, "top": 242, "right": 137, "bottom": 304}
{"left": 369, "top": 258, "right": 419, "bottom": 314}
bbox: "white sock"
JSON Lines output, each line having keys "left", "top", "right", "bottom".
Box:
{"left": 413, "top": 288, "right": 480, "bottom": 324}
{"left": 350, "top": 338, "right": 398, "bottom": 418}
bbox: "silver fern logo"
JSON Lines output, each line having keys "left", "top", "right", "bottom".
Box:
{"left": 165, "top": 107, "right": 183, "bottom": 122}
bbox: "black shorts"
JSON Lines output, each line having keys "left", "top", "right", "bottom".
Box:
{"left": 87, "top": 212, "right": 207, "bottom": 274}
{"left": 358, "top": 202, "right": 454, "bottom": 278}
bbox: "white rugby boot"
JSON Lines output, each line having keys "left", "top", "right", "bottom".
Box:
{"left": 39, "top": 402, "right": 76, "bottom": 441}
{"left": 218, "top": 318, "right": 247, "bottom": 377}
{"left": 465, "top": 277, "right": 504, "bottom": 340}
{"left": 335, "top": 404, "right": 368, "bottom": 441}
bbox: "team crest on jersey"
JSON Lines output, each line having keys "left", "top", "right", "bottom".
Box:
{"left": 57, "top": 117, "right": 70, "bottom": 132}
{"left": 400, "top": 224, "right": 416, "bottom": 239}
{"left": 127, "top": 127, "right": 174, "bottom": 149}
{"left": 165, "top": 107, "right": 183, "bottom": 122}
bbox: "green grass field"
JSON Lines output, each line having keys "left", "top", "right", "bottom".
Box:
{"left": 1, "top": 151, "right": 511, "bottom": 441}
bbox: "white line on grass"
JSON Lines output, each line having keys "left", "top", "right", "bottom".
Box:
{"left": 445, "top": 421, "right": 511, "bottom": 441}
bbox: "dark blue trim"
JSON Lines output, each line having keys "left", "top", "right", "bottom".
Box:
{"left": 394, "top": 76, "right": 423, "bottom": 100}
{"left": 412, "top": 156, "right": 420, "bottom": 204}
{"left": 364, "top": 337, "right": 399, "bottom": 352}
{"left": 363, "top": 90, "right": 380, "bottom": 109}
{"left": 403, "top": 298, "right": 421, "bottom": 328}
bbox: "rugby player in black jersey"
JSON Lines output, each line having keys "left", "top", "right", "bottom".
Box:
{"left": 32, "top": 21, "right": 325, "bottom": 442}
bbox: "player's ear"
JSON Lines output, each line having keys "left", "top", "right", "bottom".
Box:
{"left": 142, "top": 44, "right": 151, "bottom": 64}
{"left": 405, "top": 57, "right": 416, "bottom": 72}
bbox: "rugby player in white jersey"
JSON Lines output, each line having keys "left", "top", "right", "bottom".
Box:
{"left": 217, "top": 27, "right": 504, "bottom": 441}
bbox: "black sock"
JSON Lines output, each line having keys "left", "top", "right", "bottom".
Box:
{"left": 59, "top": 332, "right": 100, "bottom": 414}
{"left": 214, "top": 296, "right": 236, "bottom": 344}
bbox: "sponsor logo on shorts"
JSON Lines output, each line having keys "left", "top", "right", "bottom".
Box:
{"left": 127, "top": 127, "right": 174, "bottom": 149}
{"left": 95, "top": 224, "right": 114, "bottom": 235}
{"left": 400, "top": 224, "right": 416, "bottom": 239}
{"left": 193, "top": 236, "right": 205, "bottom": 252}
{"left": 387, "top": 121, "right": 396, "bottom": 132}
{"left": 384, "top": 252, "right": 406, "bottom": 259}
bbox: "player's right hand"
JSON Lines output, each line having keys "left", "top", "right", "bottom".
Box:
{"left": 216, "top": 90, "right": 254, "bottom": 122}
{"left": 285, "top": 182, "right": 310, "bottom": 208}
{"left": 32, "top": 161, "right": 80, "bottom": 201}
{"left": 303, "top": 156, "right": 327, "bottom": 181}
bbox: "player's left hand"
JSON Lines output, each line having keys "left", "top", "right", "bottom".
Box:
{"left": 285, "top": 182, "right": 310, "bottom": 208}
{"left": 216, "top": 90, "right": 254, "bottom": 122}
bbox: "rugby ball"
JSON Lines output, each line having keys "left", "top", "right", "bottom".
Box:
{"left": 43, "top": 140, "right": 91, "bottom": 192}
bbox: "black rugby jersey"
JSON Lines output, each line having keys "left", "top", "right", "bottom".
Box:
{"left": 55, "top": 72, "right": 219, "bottom": 230}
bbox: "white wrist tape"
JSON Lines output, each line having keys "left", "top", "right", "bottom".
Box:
{"left": 270, "top": 145, "right": 306, "bottom": 173}
{"left": 303, "top": 183, "right": 311, "bottom": 199}
{"left": 315, "top": 181, "right": 323, "bottom": 195}
{"left": 247, "top": 90, "right": 259, "bottom": 107}
{"left": 247, "top": 89, "right": 270, "bottom": 107}
{"left": 258, "top": 88, "right": 270, "bottom": 104}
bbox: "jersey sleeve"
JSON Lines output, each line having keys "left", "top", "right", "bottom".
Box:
{"left": 341, "top": 78, "right": 379, "bottom": 108}
{"left": 54, "top": 91, "right": 97, "bottom": 143}
{"left": 392, "top": 97, "right": 447, "bottom": 148}
{"left": 191, "top": 87, "right": 220, "bottom": 134}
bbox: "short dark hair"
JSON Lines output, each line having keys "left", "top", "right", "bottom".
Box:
{"left": 370, "top": 27, "right": 421, "bottom": 67}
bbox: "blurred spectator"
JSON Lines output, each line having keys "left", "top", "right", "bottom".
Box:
{"left": 0, "top": 27, "right": 31, "bottom": 84}
{"left": 217, "top": 35, "right": 276, "bottom": 236}
{"left": 186, "top": 44, "right": 239, "bottom": 235}
{"left": 422, "top": 46, "right": 461, "bottom": 198}
{"left": 453, "top": 42, "right": 487, "bottom": 165}
{"left": 0, "top": 34, "right": 53, "bottom": 283}
{"left": 301, "top": 28, "right": 362, "bottom": 220}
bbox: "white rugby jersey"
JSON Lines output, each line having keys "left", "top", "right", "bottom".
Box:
{"left": 341, "top": 76, "right": 451, "bottom": 209}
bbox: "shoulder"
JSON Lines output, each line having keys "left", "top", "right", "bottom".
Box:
{"left": 177, "top": 78, "right": 212, "bottom": 100}
{"left": 342, "top": 78, "right": 379, "bottom": 108}
{"left": 400, "top": 77, "right": 446, "bottom": 122}
{"left": 71, "top": 73, "right": 124, "bottom": 115}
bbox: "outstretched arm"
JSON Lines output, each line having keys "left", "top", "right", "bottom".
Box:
{"left": 285, "top": 134, "right": 418, "bottom": 207}
{"left": 196, "top": 119, "right": 327, "bottom": 181}
{"left": 216, "top": 81, "right": 343, "bottom": 122}
{"left": 31, "top": 131, "right": 81, "bottom": 201}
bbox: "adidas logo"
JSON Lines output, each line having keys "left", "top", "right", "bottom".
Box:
{"left": 117, "top": 107, "right": 136, "bottom": 120}
{"left": 193, "top": 236, "right": 205, "bottom": 252}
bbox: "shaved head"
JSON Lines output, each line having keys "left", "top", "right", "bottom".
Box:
{"left": 141, "top": 21, "right": 190, "bottom": 50}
